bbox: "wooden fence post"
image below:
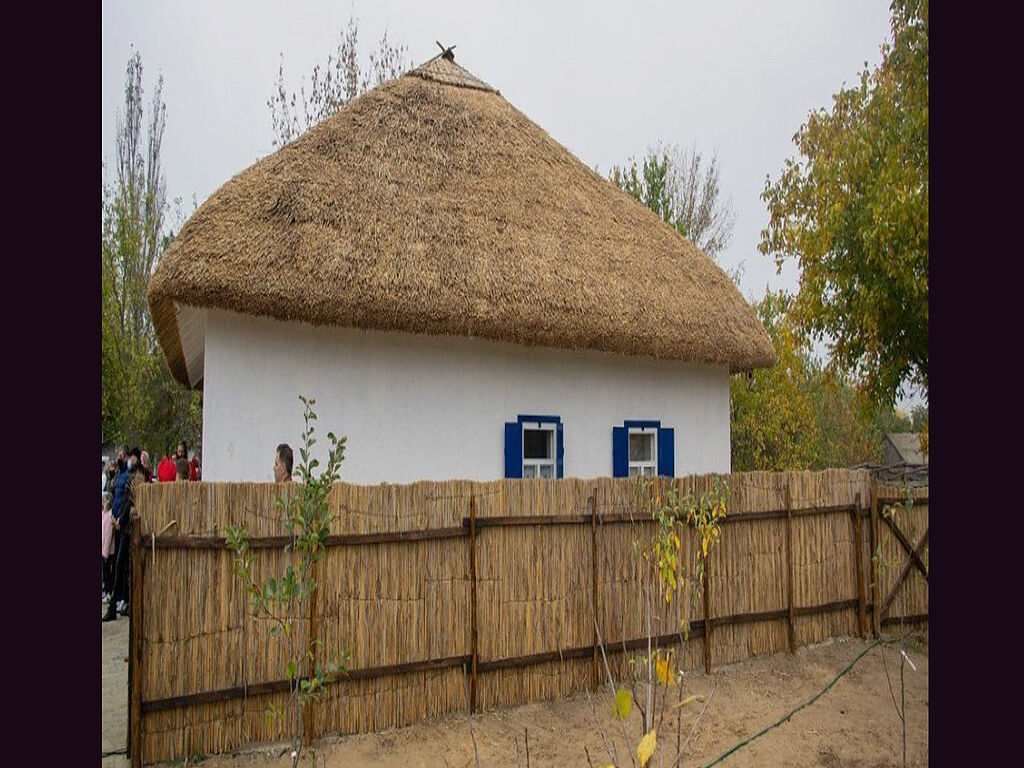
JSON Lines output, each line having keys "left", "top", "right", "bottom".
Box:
{"left": 469, "top": 494, "right": 479, "bottom": 713}
{"left": 129, "top": 514, "right": 144, "bottom": 768}
{"left": 870, "top": 479, "right": 881, "bottom": 637}
{"left": 785, "top": 481, "right": 795, "bottom": 653}
{"left": 589, "top": 490, "right": 599, "bottom": 691}
{"left": 852, "top": 492, "right": 867, "bottom": 638}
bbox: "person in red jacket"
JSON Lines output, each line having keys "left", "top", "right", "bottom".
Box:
{"left": 156, "top": 451, "right": 176, "bottom": 483}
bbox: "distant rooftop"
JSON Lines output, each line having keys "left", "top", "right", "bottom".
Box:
{"left": 885, "top": 433, "right": 928, "bottom": 465}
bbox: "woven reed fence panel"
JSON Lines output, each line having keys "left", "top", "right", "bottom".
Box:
{"left": 133, "top": 469, "right": 924, "bottom": 766}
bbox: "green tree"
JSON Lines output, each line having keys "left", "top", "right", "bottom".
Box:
{"left": 910, "top": 404, "right": 928, "bottom": 432}
{"left": 730, "top": 291, "right": 819, "bottom": 471}
{"left": 102, "top": 50, "right": 202, "bottom": 455}
{"left": 611, "top": 142, "right": 736, "bottom": 263}
{"left": 808, "top": 375, "right": 879, "bottom": 469}
{"left": 731, "top": 290, "right": 912, "bottom": 471}
{"left": 759, "top": 0, "right": 928, "bottom": 406}
{"left": 268, "top": 12, "right": 408, "bottom": 147}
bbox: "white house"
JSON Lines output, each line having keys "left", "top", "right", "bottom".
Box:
{"left": 147, "top": 52, "right": 775, "bottom": 484}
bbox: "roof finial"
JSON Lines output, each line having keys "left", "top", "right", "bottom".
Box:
{"left": 436, "top": 41, "right": 456, "bottom": 61}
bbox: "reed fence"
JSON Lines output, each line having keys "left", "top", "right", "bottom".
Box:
{"left": 127, "top": 470, "right": 928, "bottom": 766}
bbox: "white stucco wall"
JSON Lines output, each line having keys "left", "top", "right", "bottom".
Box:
{"left": 201, "top": 308, "right": 731, "bottom": 483}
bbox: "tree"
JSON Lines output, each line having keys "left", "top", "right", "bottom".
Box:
{"left": 730, "top": 290, "right": 915, "bottom": 472}
{"left": 268, "top": 13, "right": 408, "bottom": 147}
{"left": 611, "top": 142, "right": 736, "bottom": 263}
{"left": 102, "top": 49, "right": 203, "bottom": 455}
{"left": 227, "top": 397, "right": 349, "bottom": 768}
{"left": 759, "top": 0, "right": 928, "bottom": 406}
{"left": 730, "top": 291, "right": 820, "bottom": 471}
{"left": 910, "top": 404, "right": 928, "bottom": 433}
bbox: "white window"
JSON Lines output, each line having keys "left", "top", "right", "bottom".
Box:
{"left": 628, "top": 427, "right": 657, "bottom": 478}
{"left": 522, "top": 422, "right": 556, "bottom": 478}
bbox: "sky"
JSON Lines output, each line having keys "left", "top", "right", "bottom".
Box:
{"left": 102, "top": 1, "right": 920, "bottom": 408}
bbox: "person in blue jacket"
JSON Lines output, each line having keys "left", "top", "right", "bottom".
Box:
{"left": 103, "top": 447, "right": 139, "bottom": 622}
{"left": 110, "top": 446, "right": 130, "bottom": 526}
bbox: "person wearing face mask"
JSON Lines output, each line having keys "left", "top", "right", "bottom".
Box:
{"left": 109, "top": 447, "right": 131, "bottom": 531}
{"left": 103, "top": 447, "right": 143, "bottom": 621}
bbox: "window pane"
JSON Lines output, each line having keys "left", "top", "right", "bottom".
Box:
{"left": 524, "top": 428, "right": 553, "bottom": 460}
{"left": 642, "top": 465, "right": 654, "bottom": 477}
{"left": 523, "top": 465, "right": 537, "bottom": 478}
{"left": 629, "top": 433, "right": 654, "bottom": 462}
{"left": 539, "top": 464, "right": 554, "bottom": 479}
{"left": 628, "top": 466, "right": 639, "bottom": 478}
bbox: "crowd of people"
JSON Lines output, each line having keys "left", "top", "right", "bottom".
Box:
{"left": 101, "top": 441, "right": 300, "bottom": 623}
{"left": 101, "top": 441, "right": 200, "bottom": 622}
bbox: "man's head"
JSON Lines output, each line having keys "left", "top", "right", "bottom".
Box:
{"left": 175, "top": 458, "right": 190, "bottom": 480}
{"left": 140, "top": 450, "right": 151, "bottom": 470}
{"left": 274, "top": 443, "right": 293, "bottom": 483}
{"left": 128, "top": 447, "right": 142, "bottom": 470}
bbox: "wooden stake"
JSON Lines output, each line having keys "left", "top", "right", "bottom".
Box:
{"left": 703, "top": 547, "right": 712, "bottom": 675}
{"left": 589, "top": 491, "right": 600, "bottom": 691}
{"left": 469, "top": 494, "right": 479, "bottom": 713}
{"left": 870, "top": 479, "right": 881, "bottom": 637}
{"left": 303, "top": 554, "right": 320, "bottom": 746}
{"left": 129, "top": 515, "right": 144, "bottom": 768}
{"left": 852, "top": 492, "right": 867, "bottom": 638}
{"left": 785, "top": 481, "right": 795, "bottom": 653}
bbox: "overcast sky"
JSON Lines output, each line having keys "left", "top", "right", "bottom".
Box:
{"left": 103, "top": 1, "right": 917, "bottom": 404}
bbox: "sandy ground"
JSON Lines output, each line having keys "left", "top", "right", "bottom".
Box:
{"left": 102, "top": 602, "right": 130, "bottom": 768}
{"left": 103, "top": 614, "right": 927, "bottom": 768}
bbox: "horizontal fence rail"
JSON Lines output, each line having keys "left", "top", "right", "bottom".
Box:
{"left": 130, "top": 471, "right": 928, "bottom": 767}
{"left": 150, "top": 526, "right": 470, "bottom": 550}
{"left": 136, "top": 595, "right": 869, "bottom": 715}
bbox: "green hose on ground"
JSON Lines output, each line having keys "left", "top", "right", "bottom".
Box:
{"left": 697, "top": 639, "right": 885, "bottom": 768}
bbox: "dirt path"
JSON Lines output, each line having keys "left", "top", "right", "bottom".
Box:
{"left": 179, "top": 634, "right": 927, "bottom": 768}
{"left": 101, "top": 604, "right": 129, "bottom": 768}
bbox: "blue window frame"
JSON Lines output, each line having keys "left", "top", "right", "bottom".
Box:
{"left": 504, "top": 414, "right": 564, "bottom": 479}
{"left": 612, "top": 420, "right": 674, "bottom": 478}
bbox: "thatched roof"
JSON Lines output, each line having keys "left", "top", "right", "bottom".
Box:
{"left": 148, "top": 53, "right": 775, "bottom": 387}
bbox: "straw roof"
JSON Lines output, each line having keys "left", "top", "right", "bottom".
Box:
{"left": 148, "top": 53, "right": 775, "bottom": 387}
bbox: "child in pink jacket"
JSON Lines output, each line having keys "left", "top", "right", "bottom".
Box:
{"left": 102, "top": 494, "right": 115, "bottom": 602}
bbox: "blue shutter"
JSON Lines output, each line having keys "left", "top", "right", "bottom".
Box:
{"left": 657, "top": 427, "right": 675, "bottom": 477}
{"left": 612, "top": 426, "right": 628, "bottom": 478}
{"left": 504, "top": 422, "right": 522, "bottom": 478}
{"left": 557, "top": 421, "right": 564, "bottom": 478}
